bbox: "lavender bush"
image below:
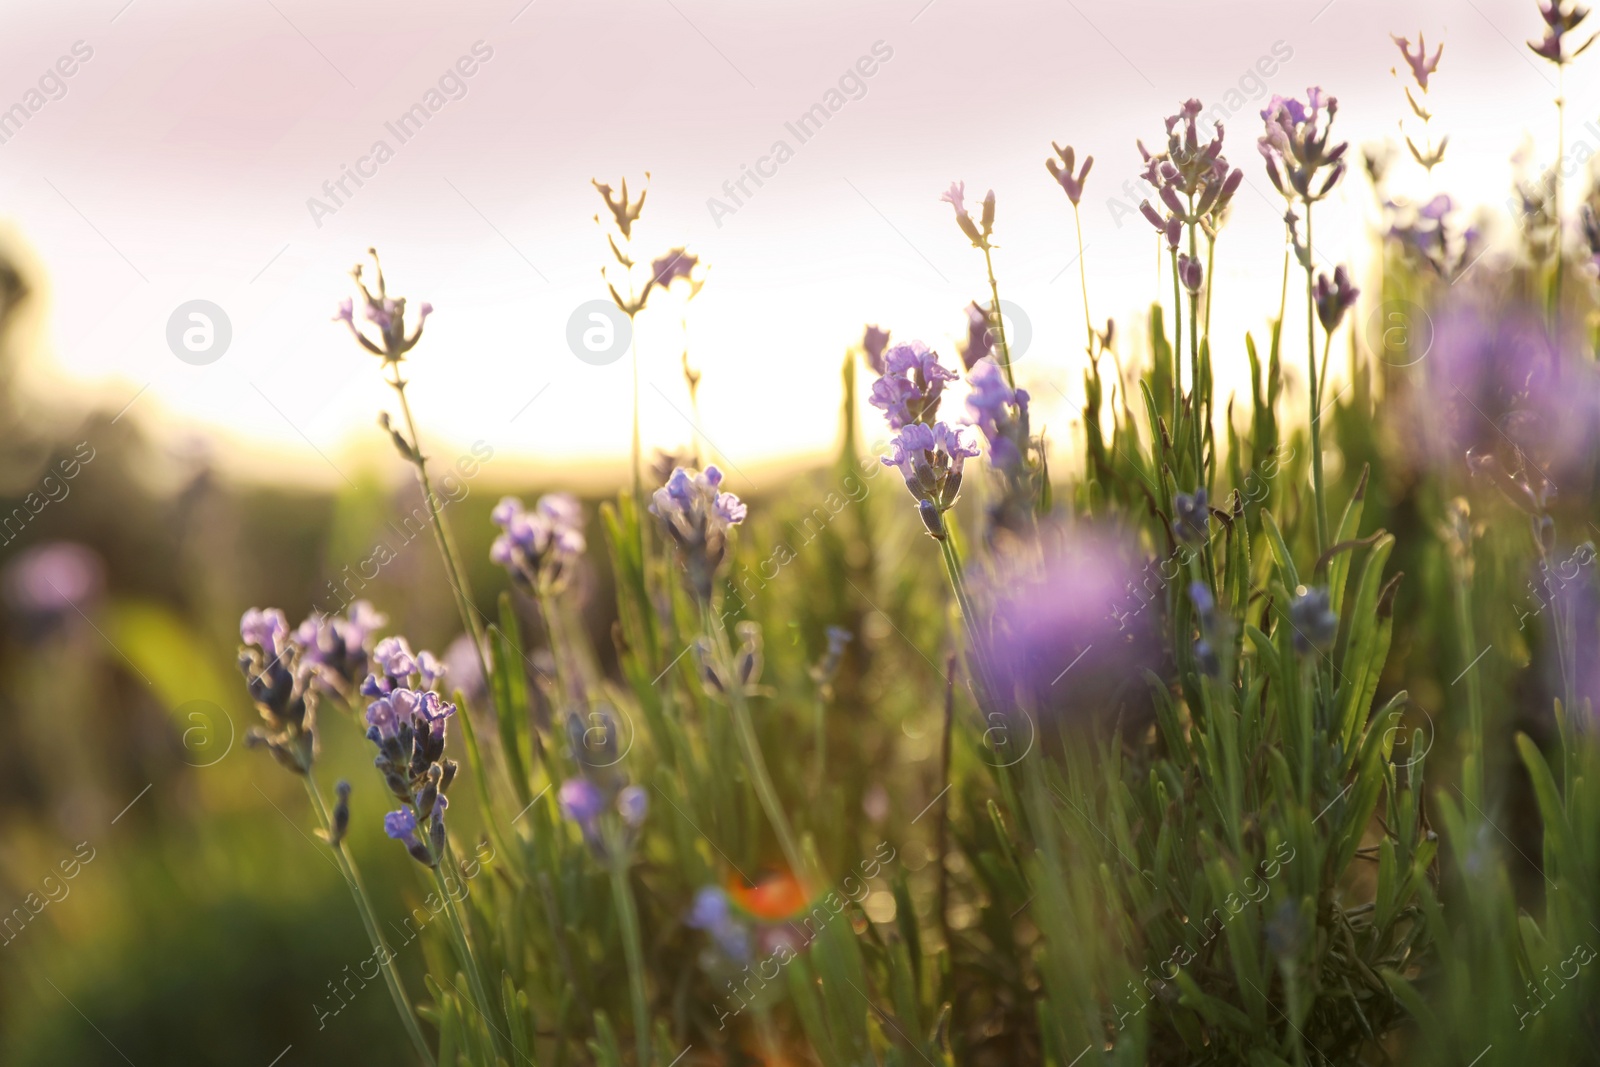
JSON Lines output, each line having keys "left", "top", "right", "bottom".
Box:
{"left": 216, "top": 12, "right": 1600, "bottom": 1067}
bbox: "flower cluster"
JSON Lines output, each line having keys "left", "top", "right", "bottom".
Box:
{"left": 868, "top": 341, "right": 959, "bottom": 429}
{"left": 1385, "top": 194, "right": 1482, "bottom": 279}
{"left": 558, "top": 777, "right": 648, "bottom": 862}
{"left": 362, "top": 636, "right": 459, "bottom": 867}
{"left": 940, "top": 181, "right": 996, "bottom": 250}
{"left": 651, "top": 466, "right": 747, "bottom": 602}
{"left": 490, "top": 494, "right": 587, "bottom": 595}
{"left": 1137, "top": 99, "right": 1245, "bottom": 260}
{"left": 883, "top": 421, "right": 979, "bottom": 537}
{"left": 1528, "top": 0, "right": 1597, "bottom": 63}
{"left": 687, "top": 886, "right": 753, "bottom": 961}
{"left": 1259, "top": 90, "right": 1348, "bottom": 204}
{"left": 334, "top": 249, "right": 432, "bottom": 362}
{"left": 295, "top": 601, "right": 387, "bottom": 697}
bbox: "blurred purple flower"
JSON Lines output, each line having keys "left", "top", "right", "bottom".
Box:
{"left": 861, "top": 324, "right": 891, "bottom": 375}
{"left": 241, "top": 608, "right": 290, "bottom": 657}
{"left": 963, "top": 358, "right": 1031, "bottom": 471}
{"left": 3, "top": 542, "right": 104, "bottom": 629}
{"left": 960, "top": 302, "right": 994, "bottom": 370}
{"left": 651, "top": 466, "right": 745, "bottom": 601}
{"left": 560, "top": 777, "right": 606, "bottom": 825}
{"left": 338, "top": 249, "right": 430, "bottom": 361}
{"left": 987, "top": 531, "right": 1161, "bottom": 719}
{"left": 491, "top": 493, "right": 587, "bottom": 594}
{"left": 651, "top": 247, "right": 698, "bottom": 289}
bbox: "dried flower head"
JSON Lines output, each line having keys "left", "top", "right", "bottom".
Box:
{"left": 1045, "top": 142, "right": 1093, "bottom": 206}
{"left": 335, "top": 249, "right": 432, "bottom": 362}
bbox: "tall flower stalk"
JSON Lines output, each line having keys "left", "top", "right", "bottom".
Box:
{"left": 941, "top": 181, "right": 1015, "bottom": 388}
{"left": 1260, "top": 90, "right": 1349, "bottom": 553}
{"left": 1137, "top": 101, "right": 1244, "bottom": 485}
{"left": 237, "top": 610, "right": 436, "bottom": 1066}
{"left": 1528, "top": 1, "right": 1597, "bottom": 333}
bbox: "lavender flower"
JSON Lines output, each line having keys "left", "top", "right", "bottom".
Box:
{"left": 861, "top": 324, "right": 891, "bottom": 375}
{"left": 2, "top": 542, "right": 104, "bottom": 633}
{"left": 882, "top": 421, "right": 979, "bottom": 537}
{"left": 360, "top": 633, "right": 459, "bottom": 866}
{"left": 986, "top": 530, "right": 1160, "bottom": 719}
{"left": 1528, "top": 0, "right": 1597, "bottom": 64}
{"left": 1314, "top": 266, "right": 1360, "bottom": 332}
{"left": 650, "top": 247, "right": 698, "bottom": 289}
{"left": 1259, "top": 90, "right": 1348, "bottom": 204}
{"left": 1288, "top": 586, "right": 1338, "bottom": 653}
{"left": 335, "top": 249, "right": 431, "bottom": 362}
{"left": 1137, "top": 99, "right": 1244, "bottom": 244}
{"left": 1392, "top": 32, "right": 1443, "bottom": 90}
{"left": 688, "top": 886, "right": 752, "bottom": 961}
{"left": 959, "top": 302, "right": 995, "bottom": 370}
{"left": 651, "top": 466, "right": 746, "bottom": 602}
{"left": 559, "top": 777, "right": 606, "bottom": 824}
{"left": 1172, "top": 489, "right": 1209, "bottom": 545}
{"left": 868, "top": 341, "right": 960, "bottom": 429}
{"left": 295, "top": 600, "right": 386, "bottom": 695}
{"left": 594, "top": 176, "right": 647, "bottom": 238}
{"left": 490, "top": 493, "right": 587, "bottom": 594}
{"left": 963, "top": 357, "right": 1031, "bottom": 471}
{"left": 241, "top": 608, "right": 290, "bottom": 659}
{"left": 1385, "top": 195, "right": 1481, "bottom": 279}
{"left": 810, "top": 625, "right": 853, "bottom": 689}
{"left": 1045, "top": 142, "right": 1093, "bottom": 205}
{"left": 617, "top": 785, "right": 649, "bottom": 828}
{"left": 1177, "top": 253, "right": 1204, "bottom": 294}
{"left": 238, "top": 607, "right": 317, "bottom": 774}
{"left": 941, "top": 181, "right": 995, "bottom": 249}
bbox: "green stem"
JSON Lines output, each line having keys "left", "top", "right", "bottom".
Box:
{"left": 936, "top": 533, "right": 997, "bottom": 715}
{"left": 1186, "top": 213, "right": 1203, "bottom": 485}
{"left": 708, "top": 612, "right": 810, "bottom": 885}
{"left": 430, "top": 855, "right": 506, "bottom": 1064}
{"left": 981, "top": 245, "right": 1014, "bottom": 390}
{"left": 387, "top": 367, "right": 517, "bottom": 857}
{"left": 1072, "top": 202, "right": 1094, "bottom": 353}
{"left": 1304, "top": 204, "right": 1329, "bottom": 555}
{"left": 304, "top": 776, "right": 436, "bottom": 1067}
{"left": 1170, "top": 248, "right": 1184, "bottom": 430}
{"left": 607, "top": 836, "right": 653, "bottom": 1067}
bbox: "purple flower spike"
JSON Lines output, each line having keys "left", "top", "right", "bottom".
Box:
{"left": 1259, "top": 89, "right": 1348, "bottom": 204}
{"left": 559, "top": 778, "right": 606, "bottom": 825}
{"left": 1314, "top": 266, "right": 1360, "bottom": 332}
{"left": 941, "top": 180, "right": 991, "bottom": 248}
{"left": 650, "top": 466, "right": 746, "bottom": 601}
{"left": 1392, "top": 33, "right": 1443, "bottom": 90}
{"left": 1046, "top": 142, "right": 1093, "bottom": 206}
{"left": 339, "top": 250, "right": 431, "bottom": 361}
{"left": 963, "top": 358, "right": 1032, "bottom": 472}
{"left": 489, "top": 494, "right": 586, "bottom": 593}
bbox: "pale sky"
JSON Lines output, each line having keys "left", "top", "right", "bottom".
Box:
{"left": 0, "top": 0, "right": 1585, "bottom": 492}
